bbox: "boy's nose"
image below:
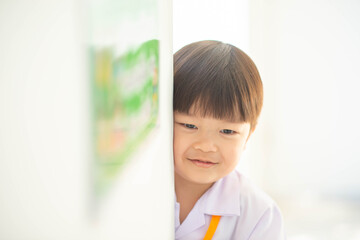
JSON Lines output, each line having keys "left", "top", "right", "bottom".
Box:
{"left": 192, "top": 135, "right": 218, "bottom": 153}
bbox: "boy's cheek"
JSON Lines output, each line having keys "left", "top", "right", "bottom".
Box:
{"left": 173, "top": 137, "right": 184, "bottom": 157}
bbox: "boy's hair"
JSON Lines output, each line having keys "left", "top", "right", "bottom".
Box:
{"left": 173, "top": 40, "right": 263, "bottom": 132}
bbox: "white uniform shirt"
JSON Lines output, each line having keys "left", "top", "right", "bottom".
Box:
{"left": 175, "top": 170, "right": 286, "bottom": 240}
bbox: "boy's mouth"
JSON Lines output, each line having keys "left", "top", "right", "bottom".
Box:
{"left": 188, "top": 158, "right": 218, "bottom": 168}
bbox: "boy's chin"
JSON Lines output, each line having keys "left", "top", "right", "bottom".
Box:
{"left": 175, "top": 171, "right": 219, "bottom": 186}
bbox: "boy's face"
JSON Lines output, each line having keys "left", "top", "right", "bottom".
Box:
{"left": 173, "top": 110, "right": 250, "bottom": 186}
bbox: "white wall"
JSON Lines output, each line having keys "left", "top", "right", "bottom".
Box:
{"left": 249, "top": 0, "right": 360, "bottom": 238}
{"left": 0, "top": 0, "right": 173, "bottom": 239}
{"left": 250, "top": 0, "right": 360, "bottom": 199}
{"left": 0, "top": 1, "right": 89, "bottom": 238}
{"left": 173, "top": 0, "right": 250, "bottom": 52}
{"left": 95, "top": 0, "right": 174, "bottom": 238}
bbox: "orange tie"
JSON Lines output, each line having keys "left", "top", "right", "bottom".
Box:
{"left": 203, "top": 215, "right": 221, "bottom": 240}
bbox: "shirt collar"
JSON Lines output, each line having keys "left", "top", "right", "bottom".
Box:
{"left": 200, "top": 170, "right": 241, "bottom": 216}
{"left": 175, "top": 194, "right": 206, "bottom": 238}
{"left": 175, "top": 171, "right": 241, "bottom": 238}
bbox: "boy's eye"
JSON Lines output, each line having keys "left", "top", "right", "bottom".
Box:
{"left": 183, "top": 123, "right": 197, "bottom": 129}
{"left": 220, "top": 129, "right": 236, "bottom": 134}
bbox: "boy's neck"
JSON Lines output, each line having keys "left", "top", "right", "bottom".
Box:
{"left": 175, "top": 173, "right": 214, "bottom": 201}
{"left": 175, "top": 173, "right": 215, "bottom": 224}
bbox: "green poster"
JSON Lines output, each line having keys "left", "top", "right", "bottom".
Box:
{"left": 89, "top": 0, "right": 159, "bottom": 196}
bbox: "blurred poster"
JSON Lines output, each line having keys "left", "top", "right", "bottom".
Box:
{"left": 89, "top": 0, "right": 159, "bottom": 196}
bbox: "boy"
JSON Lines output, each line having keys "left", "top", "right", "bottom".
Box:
{"left": 173, "top": 41, "right": 285, "bottom": 239}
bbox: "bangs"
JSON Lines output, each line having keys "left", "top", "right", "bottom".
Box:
{"left": 174, "top": 68, "right": 246, "bottom": 123}
{"left": 173, "top": 40, "right": 263, "bottom": 128}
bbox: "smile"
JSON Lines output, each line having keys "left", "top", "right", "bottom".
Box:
{"left": 188, "top": 158, "right": 218, "bottom": 168}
